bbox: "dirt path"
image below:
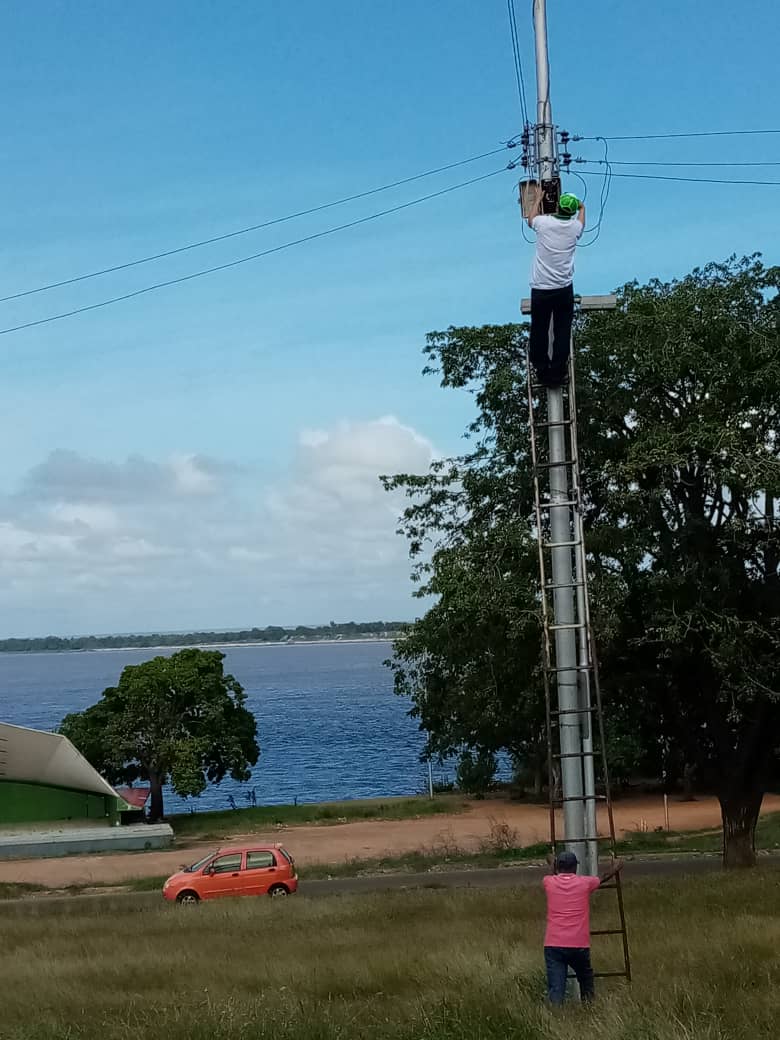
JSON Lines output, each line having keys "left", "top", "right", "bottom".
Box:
{"left": 2, "top": 794, "right": 778, "bottom": 888}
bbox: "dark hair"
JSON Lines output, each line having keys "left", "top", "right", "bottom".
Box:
{"left": 556, "top": 850, "right": 578, "bottom": 873}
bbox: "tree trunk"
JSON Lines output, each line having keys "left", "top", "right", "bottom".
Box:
{"left": 681, "top": 762, "right": 696, "bottom": 801}
{"left": 719, "top": 791, "right": 763, "bottom": 869}
{"left": 148, "top": 772, "right": 165, "bottom": 822}
{"left": 551, "top": 763, "right": 562, "bottom": 803}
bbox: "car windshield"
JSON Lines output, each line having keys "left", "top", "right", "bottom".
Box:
{"left": 184, "top": 852, "right": 216, "bottom": 873}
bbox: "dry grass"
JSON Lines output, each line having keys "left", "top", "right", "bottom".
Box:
{"left": 169, "top": 794, "right": 466, "bottom": 839}
{"left": 1, "top": 870, "right": 778, "bottom": 1039}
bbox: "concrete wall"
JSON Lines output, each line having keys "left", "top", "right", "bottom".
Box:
{"left": 0, "top": 780, "right": 114, "bottom": 825}
{"left": 0, "top": 822, "right": 173, "bottom": 860}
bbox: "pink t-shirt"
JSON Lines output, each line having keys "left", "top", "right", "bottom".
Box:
{"left": 543, "top": 873, "right": 601, "bottom": 948}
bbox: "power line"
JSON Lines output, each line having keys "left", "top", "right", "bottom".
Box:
{"left": 567, "top": 169, "right": 589, "bottom": 203}
{"left": 576, "top": 169, "right": 780, "bottom": 187}
{"left": 573, "top": 128, "right": 780, "bottom": 142}
{"left": 0, "top": 166, "right": 511, "bottom": 337}
{"left": 506, "top": 0, "right": 529, "bottom": 126}
{"left": 0, "top": 146, "right": 511, "bottom": 305}
{"left": 581, "top": 159, "right": 780, "bottom": 168}
{"left": 577, "top": 138, "right": 612, "bottom": 248}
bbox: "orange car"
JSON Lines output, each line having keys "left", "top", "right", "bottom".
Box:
{"left": 163, "top": 843, "right": 298, "bottom": 904}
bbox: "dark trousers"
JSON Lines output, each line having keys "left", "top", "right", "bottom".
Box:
{"left": 544, "top": 946, "right": 595, "bottom": 1006}
{"left": 529, "top": 284, "right": 574, "bottom": 385}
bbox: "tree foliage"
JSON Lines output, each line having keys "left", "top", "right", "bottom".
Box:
{"left": 60, "top": 648, "right": 259, "bottom": 820}
{"left": 387, "top": 256, "right": 780, "bottom": 867}
{"left": 0, "top": 621, "right": 404, "bottom": 653}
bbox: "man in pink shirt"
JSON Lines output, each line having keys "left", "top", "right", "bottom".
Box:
{"left": 542, "top": 850, "right": 625, "bottom": 1005}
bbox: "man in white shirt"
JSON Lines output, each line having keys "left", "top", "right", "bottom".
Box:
{"left": 525, "top": 189, "right": 585, "bottom": 387}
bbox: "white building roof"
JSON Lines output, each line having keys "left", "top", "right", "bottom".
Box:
{"left": 0, "top": 721, "right": 127, "bottom": 803}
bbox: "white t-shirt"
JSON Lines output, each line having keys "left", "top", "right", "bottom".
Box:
{"left": 530, "top": 214, "right": 583, "bottom": 289}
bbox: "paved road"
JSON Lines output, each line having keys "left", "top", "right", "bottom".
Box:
{"left": 3, "top": 853, "right": 777, "bottom": 916}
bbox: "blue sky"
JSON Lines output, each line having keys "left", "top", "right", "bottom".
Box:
{"left": 0, "top": 1, "right": 777, "bottom": 636}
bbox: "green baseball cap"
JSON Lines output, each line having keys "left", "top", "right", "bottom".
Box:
{"left": 558, "top": 193, "right": 580, "bottom": 216}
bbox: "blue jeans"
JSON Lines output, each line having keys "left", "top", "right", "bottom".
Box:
{"left": 544, "top": 946, "right": 595, "bottom": 1006}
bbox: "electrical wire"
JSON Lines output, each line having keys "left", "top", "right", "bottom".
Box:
{"left": 0, "top": 166, "right": 511, "bottom": 337}
{"left": 595, "top": 159, "right": 780, "bottom": 168}
{"left": 567, "top": 170, "right": 589, "bottom": 203}
{"left": 573, "top": 129, "right": 780, "bottom": 142}
{"left": 0, "top": 146, "right": 512, "bottom": 305}
{"left": 575, "top": 169, "right": 780, "bottom": 187}
{"left": 577, "top": 138, "right": 612, "bottom": 248}
{"left": 506, "top": 0, "right": 529, "bottom": 126}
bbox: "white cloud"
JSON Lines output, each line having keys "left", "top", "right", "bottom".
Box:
{"left": 49, "top": 502, "right": 120, "bottom": 534}
{"left": 0, "top": 417, "right": 435, "bottom": 635}
{"left": 22, "top": 449, "right": 229, "bottom": 504}
{"left": 169, "top": 454, "right": 221, "bottom": 496}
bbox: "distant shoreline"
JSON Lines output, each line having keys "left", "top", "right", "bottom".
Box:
{"left": 91, "top": 637, "right": 397, "bottom": 653}
{"left": 0, "top": 637, "right": 398, "bottom": 656}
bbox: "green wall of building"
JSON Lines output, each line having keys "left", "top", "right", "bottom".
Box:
{"left": 0, "top": 780, "right": 117, "bottom": 825}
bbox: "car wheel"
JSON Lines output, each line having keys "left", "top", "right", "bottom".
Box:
{"left": 176, "top": 890, "right": 200, "bottom": 905}
{"left": 268, "top": 884, "right": 289, "bottom": 898}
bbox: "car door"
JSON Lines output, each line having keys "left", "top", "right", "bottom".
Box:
{"left": 242, "top": 849, "right": 279, "bottom": 896}
{"left": 199, "top": 852, "right": 244, "bottom": 899}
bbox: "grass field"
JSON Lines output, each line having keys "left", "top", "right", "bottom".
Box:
{"left": 168, "top": 793, "right": 466, "bottom": 839}
{"left": 1, "top": 814, "right": 778, "bottom": 900}
{"left": 168, "top": 797, "right": 780, "bottom": 847}
{"left": 1, "top": 871, "right": 778, "bottom": 1039}
{"left": 615, "top": 810, "right": 780, "bottom": 856}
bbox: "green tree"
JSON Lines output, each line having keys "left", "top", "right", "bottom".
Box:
{"left": 455, "top": 748, "right": 498, "bottom": 797}
{"left": 386, "top": 523, "right": 548, "bottom": 792}
{"left": 60, "top": 648, "right": 259, "bottom": 821}
{"left": 387, "top": 256, "right": 779, "bottom": 868}
{"left": 579, "top": 255, "right": 780, "bottom": 866}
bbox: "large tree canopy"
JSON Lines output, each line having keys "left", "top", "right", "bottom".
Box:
{"left": 60, "top": 648, "right": 259, "bottom": 820}
{"left": 387, "top": 255, "right": 780, "bottom": 867}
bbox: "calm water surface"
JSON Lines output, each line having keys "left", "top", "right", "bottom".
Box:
{"left": 0, "top": 642, "right": 433, "bottom": 812}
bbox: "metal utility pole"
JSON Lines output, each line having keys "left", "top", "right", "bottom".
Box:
{"left": 530, "top": 0, "right": 586, "bottom": 866}
{"left": 532, "top": 0, "right": 556, "bottom": 188}
{"left": 519, "top": 2, "right": 631, "bottom": 974}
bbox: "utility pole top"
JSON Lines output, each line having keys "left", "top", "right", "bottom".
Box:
{"left": 520, "top": 294, "right": 617, "bottom": 315}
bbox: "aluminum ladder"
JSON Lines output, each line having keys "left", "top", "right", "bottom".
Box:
{"left": 526, "top": 340, "right": 631, "bottom": 984}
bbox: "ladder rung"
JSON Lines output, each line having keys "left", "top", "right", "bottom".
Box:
{"left": 553, "top": 750, "right": 598, "bottom": 760}
{"left": 546, "top": 664, "right": 592, "bottom": 673}
{"left": 533, "top": 419, "right": 573, "bottom": 429}
{"left": 566, "top": 969, "right": 627, "bottom": 981}
{"left": 538, "top": 500, "right": 580, "bottom": 510}
{"left": 550, "top": 706, "right": 596, "bottom": 716}
{"left": 547, "top": 621, "right": 588, "bottom": 631}
{"left": 542, "top": 580, "right": 586, "bottom": 591}
{"left": 543, "top": 539, "right": 583, "bottom": 549}
{"left": 553, "top": 795, "right": 608, "bottom": 804}
{"left": 534, "top": 458, "right": 575, "bottom": 470}
{"left": 590, "top": 929, "right": 626, "bottom": 936}
{"left": 553, "top": 835, "right": 608, "bottom": 844}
